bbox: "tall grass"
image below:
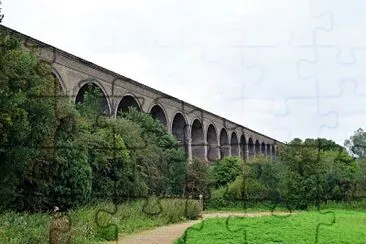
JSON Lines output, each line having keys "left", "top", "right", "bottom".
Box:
{"left": 0, "top": 198, "right": 201, "bottom": 243}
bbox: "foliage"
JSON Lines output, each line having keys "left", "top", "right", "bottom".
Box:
{"left": 185, "top": 159, "right": 211, "bottom": 199}
{"left": 345, "top": 128, "right": 366, "bottom": 158}
{"left": 207, "top": 138, "right": 365, "bottom": 210}
{"left": 122, "top": 107, "right": 188, "bottom": 195}
{"left": 212, "top": 156, "right": 242, "bottom": 187}
{"left": 0, "top": 31, "right": 93, "bottom": 211}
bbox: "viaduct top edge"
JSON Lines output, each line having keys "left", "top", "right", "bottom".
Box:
{"left": 0, "top": 24, "right": 284, "bottom": 145}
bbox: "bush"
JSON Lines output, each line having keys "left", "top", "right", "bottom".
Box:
{"left": 185, "top": 159, "right": 211, "bottom": 199}
{"left": 212, "top": 156, "right": 242, "bottom": 187}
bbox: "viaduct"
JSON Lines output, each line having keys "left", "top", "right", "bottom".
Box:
{"left": 1, "top": 25, "right": 283, "bottom": 162}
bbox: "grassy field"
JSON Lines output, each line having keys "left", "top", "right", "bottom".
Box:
{"left": 176, "top": 209, "right": 366, "bottom": 243}
{"left": 0, "top": 198, "right": 201, "bottom": 244}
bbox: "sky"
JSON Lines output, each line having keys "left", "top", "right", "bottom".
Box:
{"left": 2, "top": 0, "right": 366, "bottom": 146}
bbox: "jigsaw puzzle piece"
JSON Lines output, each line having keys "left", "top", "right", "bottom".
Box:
{"left": 49, "top": 208, "right": 72, "bottom": 244}
{"left": 298, "top": 47, "right": 366, "bottom": 99}
{"left": 317, "top": 80, "right": 366, "bottom": 140}
{"left": 219, "top": 0, "right": 332, "bottom": 47}
{"left": 311, "top": 0, "right": 366, "bottom": 63}
{"left": 95, "top": 201, "right": 119, "bottom": 243}
{"left": 270, "top": 97, "right": 339, "bottom": 139}
{"left": 238, "top": 33, "right": 318, "bottom": 98}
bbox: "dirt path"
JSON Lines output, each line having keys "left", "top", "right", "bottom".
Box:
{"left": 111, "top": 211, "right": 292, "bottom": 244}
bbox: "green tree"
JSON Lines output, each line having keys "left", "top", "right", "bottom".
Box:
{"left": 0, "top": 31, "right": 92, "bottom": 211}
{"left": 122, "top": 108, "right": 188, "bottom": 195}
{"left": 212, "top": 156, "right": 242, "bottom": 187}
{"left": 185, "top": 159, "right": 211, "bottom": 199}
{"left": 345, "top": 128, "right": 366, "bottom": 158}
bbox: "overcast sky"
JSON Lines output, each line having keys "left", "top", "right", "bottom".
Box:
{"left": 3, "top": 0, "right": 366, "bottom": 145}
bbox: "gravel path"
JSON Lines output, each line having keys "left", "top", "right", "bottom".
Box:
{"left": 112, "top": 211, "right": 292, "bottom": 244}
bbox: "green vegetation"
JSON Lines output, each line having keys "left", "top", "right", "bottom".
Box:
{"left": 212, "top": 156, "right": 241, "bottom": 187}
{"left": 0, "top": 198, "right": 201, "bottom": 243}
{"left": 176, "top": 210, "right": 366, "bottom": 244}
{"left": 207, "top": 138, "right": 366, "bottom": 211}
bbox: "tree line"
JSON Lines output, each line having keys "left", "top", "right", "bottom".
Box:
{"left": 208, "top": 135, "right": 366, "bottom": 210}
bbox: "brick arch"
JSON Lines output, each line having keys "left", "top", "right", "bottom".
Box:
{"left": 191, "top": 119, "right": 205, "bottom": 160}
{"left": 231, "top": 132, "right": 239, "bottom": 157}
{"left": 219, "top": 128, "right": 230, "bottom": 159}
{"left": 116, "top": 93, "right": 142, "bottom": 116}
{"left": 267, "top": 143, "right": 271, "bottom": 157}
{"left": 51, "top": 67, "right": 67, "bottom": 93}
{"left": 248, "top": 137, "right": 254, "bottom": 159}
{"left": 261, "top": 142, "right": 266, "bottom": 155}
{"left": 255, "top": 139, "right": 260, "bottom": 155}
{"left": 149, "top": 104, "right": 167, "bottom": 127}
{"left": 207, "top": 123, "right": 219, "bottom": 162}
{"left": 74, "top": 79, "right": 111, "bottom": 115}
{"left": 171, "top": 112, "right": 189, "bottom": 153}
{"left": 240, "top": 134, "right": 247, "bottom": 160}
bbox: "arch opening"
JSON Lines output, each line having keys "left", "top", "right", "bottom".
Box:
{"left": 248, "top": 138, "right": 254, "bottom": 159}
{"left": 261, "top": 142, "right": 266, "bottom": 155}
{"left": 255, "top": 140, "right": 260, "bottom": 155}
{"left": 172, "top": 113, "right": 188, "bottom": 153}
{"left": 117, "top": 95, "right": 141, "bottom": 116}
{"left": 267, "top": 144, "right": 271, "bottom": 158}
{"left": 207, "top": 124, "right": 219, "bottom": 162}
{"left": 191, "top": 119, "right": 205, "bottom": 160}
{"left": 150, "top": 105, "right": 167, "bottom": 127}
{"left": 240, "top": 135, "right": 247, "bottom": 161}
{"left": 75, "top": 82, "right": 109, "bottom": 115}
{"left": 219, "top": 128, "right": 230, "bottom": 159}
{"left": 231, "top": 132, "right": 239, "bottom": 157}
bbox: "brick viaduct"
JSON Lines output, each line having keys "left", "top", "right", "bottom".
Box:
{"left": 1, "top": 25, "right": 283, "bottom": 162}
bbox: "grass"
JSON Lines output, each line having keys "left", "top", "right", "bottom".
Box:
{"left": 0, "top": 198, "right": 201, "bottom": 244}
{"left": 176, "top": 209, "right": 366, "bottom": 243}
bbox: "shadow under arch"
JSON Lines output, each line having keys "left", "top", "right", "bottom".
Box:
{"left": 116, "top": 94, "right": 142, "bottom": 116}
{"left": 219, "top": 128, "right": 230, "bottom": 159}
{"left": 248, "top": 137, "right": 254, "bottom": 159}
{"left": 207, "top": 123, "right": 219, "bottom": 162}
{"left": 255, "top": 140, "right": 260, "bottom": 155}
{"left": 171, "top": 112, "right": 188, "bottom": 154}
{"left": 191, "top": 119, "right": 205, "bottom": 160}
{"left": 231, "top": 132, "right": 239, "bottom": 157}
{"left": 240, "top": 134, "right": 247, "bottom": 161}
{"left": 149, "top": 104, "right": 167, "bottom": 128}
{"left": 261, "top": 142, "right": 266, "bottom": 155}
{"left": 74, "top": 80, "right": 111, "bottom": 115}
{"left": 267, "top": 143, "right": 271, "bottom": 157}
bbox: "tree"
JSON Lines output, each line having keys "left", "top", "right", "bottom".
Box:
{"left": 212, "top": 156, "right": 242, "bottom": 187}
{"left": 345, "top": 128, "right": 366, "bottom": 158}
{"left": 0, "top": 30, "right": 93, "bottom": 211}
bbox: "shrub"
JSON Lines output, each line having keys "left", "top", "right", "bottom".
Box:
{"left": 185, "top": 159, "right": 211, "bottom": 199}
{"left": 212, "top": 156, "right": 242, "bottom": 187}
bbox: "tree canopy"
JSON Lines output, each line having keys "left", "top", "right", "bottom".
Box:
{"left": 345, "top": 128, "right": 366, "bottom": 158}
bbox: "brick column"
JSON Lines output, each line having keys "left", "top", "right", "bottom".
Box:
{"left": 187, "top": 137, "right": 192, "bottom": 163}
